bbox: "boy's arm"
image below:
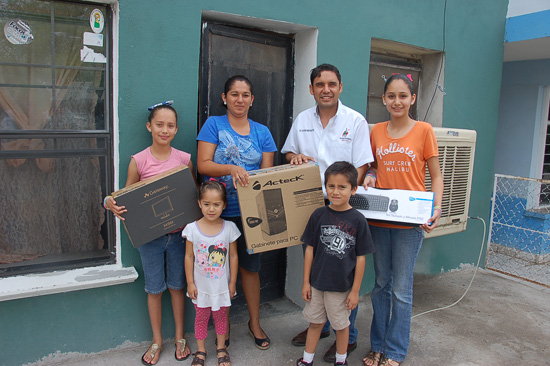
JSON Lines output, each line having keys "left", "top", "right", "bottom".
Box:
{"left": 346, "top": 255, "right": 366, "bottom": 310}
{"left": 302, "top": 245, "right": 314, "bottom": 302}
{"left": 228, "top": 241, "right": 238, "bottom": 298}
{"left": 184, "top": 240, "right": 197, "bottom": 299}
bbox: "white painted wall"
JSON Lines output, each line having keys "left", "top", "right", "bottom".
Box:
{"left": 507, "top": 0, "right": 550, "bottom": 17}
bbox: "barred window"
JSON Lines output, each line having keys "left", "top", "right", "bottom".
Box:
{"left": 0, "top": 0, "right": 114, "bottom": 276}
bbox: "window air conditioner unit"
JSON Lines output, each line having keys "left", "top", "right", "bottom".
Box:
{"left": 424, "top": 127, "right": 477, "bottom": 238}
{"left": 368, "top": 125, "right": 477, "bottom": 238}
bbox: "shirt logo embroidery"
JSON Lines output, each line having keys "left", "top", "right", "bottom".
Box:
{"left": 340, "top": 128, "right": 352, "bottom": 142}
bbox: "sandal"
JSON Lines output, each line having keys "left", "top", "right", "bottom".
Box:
{"left": 379, "top": 356, "right": 401, "bottom": 366}
{"left": 191, "top": 351, "right": 207, "bottom": 366}
{"left": 217, "top": 348, "right": 231, "bottom": 366}
{"left": 141, "top": 343, "right": 162, "bottom": 365}
{"left": 174, "top": 338, "right": 191, "bottom": 361}
{"left": 248, "top": 320, "right": 271, "bottom": 350}
{"left": 363, "top": 351, "right": 382, "bottom": 366}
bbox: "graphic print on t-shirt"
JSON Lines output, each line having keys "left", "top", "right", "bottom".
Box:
{"left": 214, "top": 130, "right": 262, "bottom": 202}
{"left": 320, "top": 224, "right": 357, "bottom": 259}
{"left": 196, "top": 240, "right": 227, "bottom": 279}
{"left": 376, "top": 142, "right": 417, "bottom": 174}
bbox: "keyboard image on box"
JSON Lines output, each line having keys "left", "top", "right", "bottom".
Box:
{"left": 349, "top": 194, "right": 390, "bottom": 212}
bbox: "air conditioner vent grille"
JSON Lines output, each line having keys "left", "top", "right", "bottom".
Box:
{"left": 424, "top": 135, "right": 475, "bottom": 237}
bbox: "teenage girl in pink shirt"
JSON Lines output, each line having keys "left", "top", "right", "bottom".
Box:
{"left": 104, "top": 103, "right": 195, "bottom": 365}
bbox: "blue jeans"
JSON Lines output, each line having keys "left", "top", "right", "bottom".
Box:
{"left": 138, "top": 232, "right": 186, "bottom": 294}
{"left": 303, "top": 244, "right": 359, "bottom": 344}
{"left": 369, "top": 226, "right": 423, "bottom": 362}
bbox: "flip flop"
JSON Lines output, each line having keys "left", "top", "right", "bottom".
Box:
{"left": 174, "top": 338, "right": 190, "bottom": 361}
{"left": 141, "top": 343, "right": 161, "bottom": 365}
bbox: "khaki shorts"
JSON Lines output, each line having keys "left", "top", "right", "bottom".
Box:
{"left": 303, "top": 287, "right": 351, "bottom": 331}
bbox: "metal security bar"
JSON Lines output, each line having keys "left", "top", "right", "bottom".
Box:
{"left": 487, "top": 174, "right": 550, "bottom": 287}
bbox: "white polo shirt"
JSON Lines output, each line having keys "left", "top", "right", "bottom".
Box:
{"left": 282, "top": 100, "right": 373, "bottom": 194}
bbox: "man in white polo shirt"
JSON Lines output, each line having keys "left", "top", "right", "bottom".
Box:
{"left": 282, "top": 63, "right": 373, "bottom": 363}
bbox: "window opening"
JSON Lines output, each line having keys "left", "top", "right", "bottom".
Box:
{"left": 0, "top": 0, "right": 114, "bottom": 276}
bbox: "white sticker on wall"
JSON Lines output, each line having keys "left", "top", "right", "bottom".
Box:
{"left": 90, "top": 9, "right": 104, "bottom": 34}
{"left": 4, "top": 19, "right": 34, "bottom": 45}
{"left": 80, "top": 46, "right": 107, "bottom": 63}
{"left": 83, "top": 32, "right": 103, "bottom": 47}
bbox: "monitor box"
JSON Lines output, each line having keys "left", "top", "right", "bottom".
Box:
{"left": 237, "top": 163, "right": 325, "bottom": 254}
{"left": 111, "top": 165, "right": 201, "bottom": 248}
{"left": 350, "top": 187, "right": 434, "bottom": 225}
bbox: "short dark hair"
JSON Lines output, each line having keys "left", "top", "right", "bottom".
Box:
{"left": 324, "top": 161, "right": 358, "bottom": 189}
{"left": 310, "top": 64, "right": 341, "bottom": 85}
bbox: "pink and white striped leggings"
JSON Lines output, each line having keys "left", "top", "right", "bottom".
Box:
{"left": 194, "top": 304, "right": 229, "bottom": 340}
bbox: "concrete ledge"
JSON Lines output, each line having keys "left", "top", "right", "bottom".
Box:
{"left": 0, "top": 264, "right": 138, "bottom": 302}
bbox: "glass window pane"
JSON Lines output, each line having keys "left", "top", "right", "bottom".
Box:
{"left": 0, "top": 87, "right": 54, "bottom": 131}
{"left": 0, "top": 2, "right": 52, "bottom": 64}
{"left": 0, "top": 1, "right": 112, "bottom": 277}
{"left": 0, "top": 65, "right": 52, "bottom": 87}
{"left": 54, "top": 85, "right": 105, "bottom": 130}
{"left": 0, "top": 154, "right": 114, "bottom": 275}
{"left": 54, "top": 2, "right": 108, "bottom": 67}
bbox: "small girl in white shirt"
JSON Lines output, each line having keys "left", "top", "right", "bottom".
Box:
{"left": 183, "top": 180, "right": 239, "bottom": 366}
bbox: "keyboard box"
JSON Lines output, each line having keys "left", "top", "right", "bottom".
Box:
{"left": 237, "top": 163, "right": 325, "bottom": 254}
{"left": 112, "top": 165, "right": 201, "bottom": 248}
{"left": 351, "top": 187, "right": 434, "bottom": 225}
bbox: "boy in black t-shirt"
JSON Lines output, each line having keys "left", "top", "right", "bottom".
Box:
{"left": 297, "top": 161, "right": 375, "bottom": 366}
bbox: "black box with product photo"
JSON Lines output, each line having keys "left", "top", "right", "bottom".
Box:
{"left": 112, "top": 165, "right": 201, "bottom": 248}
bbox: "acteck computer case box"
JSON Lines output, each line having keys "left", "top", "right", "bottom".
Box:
{"left": 351, "top": 187, "right": 434, "bottom": 225}
{"left": 111, "top": 165, "right": 201, "bottom": 248}
{"left": 237, "top": 163, "right": 324, "bottom": 254}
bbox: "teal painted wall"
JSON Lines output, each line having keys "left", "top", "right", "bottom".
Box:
{"left": 1, "top": 0, "right": 507, "bottom": 364}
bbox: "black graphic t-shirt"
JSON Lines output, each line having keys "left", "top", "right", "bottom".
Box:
{"left": 301, "top": 206, "right": 375, "bottom": 292}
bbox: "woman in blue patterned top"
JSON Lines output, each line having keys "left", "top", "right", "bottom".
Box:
{"left": 197, "top": 75, "right": 277, "bottom": 350}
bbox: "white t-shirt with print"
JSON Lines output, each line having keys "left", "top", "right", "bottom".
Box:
{"left": 182, "top": 220, "right": 240, "bottom": 310}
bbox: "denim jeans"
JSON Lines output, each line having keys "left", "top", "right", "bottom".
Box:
{"left": 369, "top": 225, "right": 423, "bottom": 362}
{"left": 303, "top": 244, "right": 359, "bottom": 344}
{"left": 138, "top": 232, "right": 186, "bottom": 294}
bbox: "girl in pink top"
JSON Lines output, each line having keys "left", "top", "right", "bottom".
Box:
{"left": 104, "top": 103, "right": 195, "bottom": 365}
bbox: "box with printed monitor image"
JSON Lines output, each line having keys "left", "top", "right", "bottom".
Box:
{"left": 237, "top": 163, "right": 325, "bottom": 254}
{"left": 112, "top": 165, "right": 201, "bottom": 248}
{"left": 350, "top": 187, "right": 434, "bottom": 225}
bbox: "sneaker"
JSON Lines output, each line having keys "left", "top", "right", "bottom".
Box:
{"left": 296, "top": 357, "right": 313, "bottom": 366}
